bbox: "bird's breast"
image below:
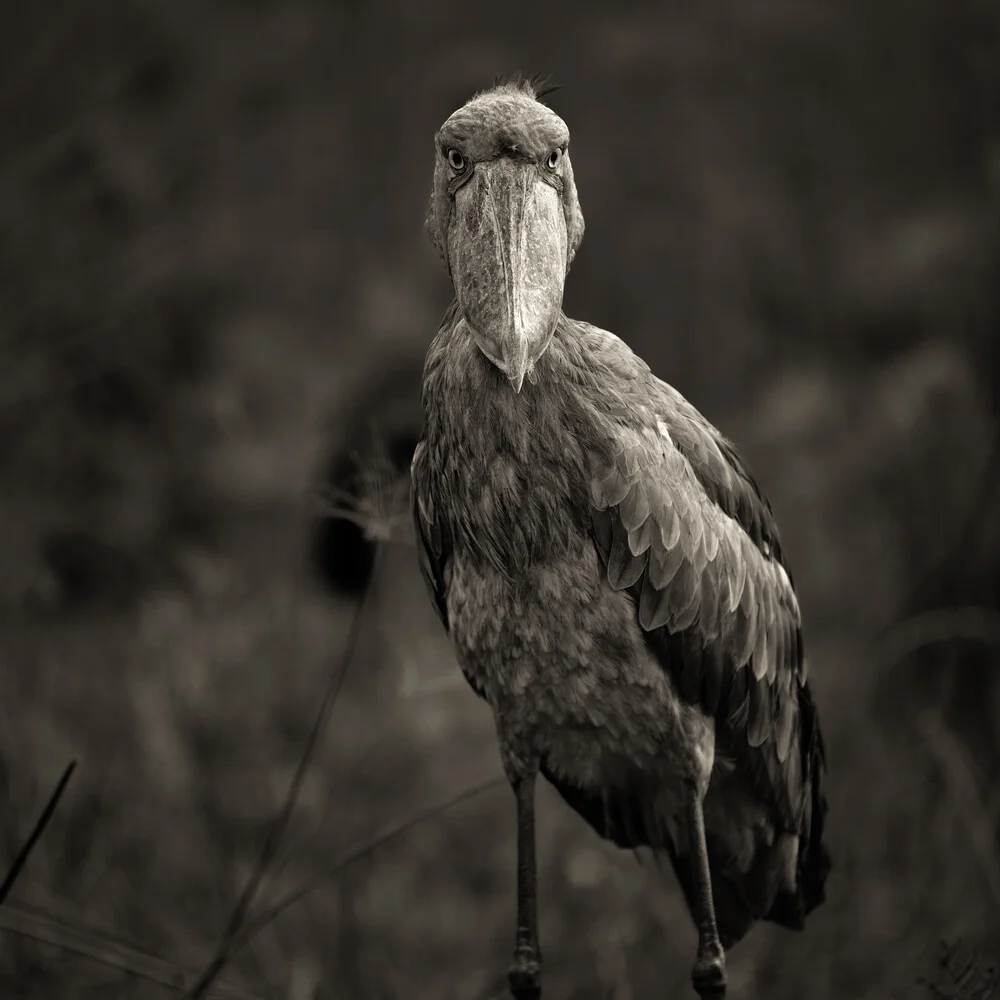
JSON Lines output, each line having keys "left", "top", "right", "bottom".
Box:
{"left": 446, "top": 538, "right": 709, "bottom": 782}
{"left": 423, "top": 347, "right": 711, "bottom": 785}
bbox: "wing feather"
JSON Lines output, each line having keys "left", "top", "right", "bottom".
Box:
{"left": 411, "top": 437, "right": 497, "bottom": 708}
{"left": 588, "top": 373, "right": 808, "bottom": 827}
{"left": 608, "top": 517, "right": 648, "bottom": 589}
{"left": 701, "top": 640, "right": 726, "bottom": 715}
{"left": 726, "top": 668, "right": 751, "bottom": 730}
{"left": 649, "top": 538, "right": 686, "bottom": 592}
{"left": 747, "top": 676, "right": 773, "bottom": 748}
{"left": 727, "top": 534, "right": 749, "bottom": 612}
{"left": 671, "top": 564, "right": 702, "bottom": 631}
{"left": 775, "top": 686, "right": 796, "bottom": 763}
{"left": 735, "top": 574, "right": 760, "bottom": 667}
{"left": 639, "top": 572, "right": 673, "bottom": 631}
{"left": 658, "top": 497, "right": 681, "bottom": 550}
{"left": 619, "top": 478, "right": 651, "bottom": 529}
{"left": 699, "top": 566, "right": 721, "bottom": 641}
{"left": 628, "top": 515, "right": 654, "bottom": 556}
{"left": 676, "top": 634, "right": 703, "bottom": 703}
{"left": 772, "top": 622, "right": 786, "bottom": 691}
{"left": 410, "top": 440, "right": 450, "bottom": 631}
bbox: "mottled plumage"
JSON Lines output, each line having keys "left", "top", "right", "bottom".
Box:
{"left": 412, "top": 78, "right": 830, "bottom": 999}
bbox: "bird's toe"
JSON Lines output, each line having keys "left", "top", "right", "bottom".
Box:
{"left": 508, "top": 950, "right": 542, "bottom": 1000}
{"left": 691, "top": 944, "right": 726, "bottom": 998}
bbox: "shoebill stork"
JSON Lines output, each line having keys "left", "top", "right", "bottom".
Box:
{"left": 410, "top": 78, "right": 830, "bottom": 999}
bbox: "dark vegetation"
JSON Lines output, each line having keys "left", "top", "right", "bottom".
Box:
{"left": 1, "top": 1, "right": 998, "bottom": 997}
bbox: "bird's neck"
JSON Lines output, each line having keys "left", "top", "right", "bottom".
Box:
{"left": 421, "top": 306, "right": 593, "bottom": 575}
{"left": 425, "top": 306, "right": 562, "bottom": 455}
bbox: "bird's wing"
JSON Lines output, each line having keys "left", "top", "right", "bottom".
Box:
{"left": 588, "top": 352, "right": 809, "bottom": 825}
{"left": 412, "top": 437, "right": 494, "bottom": 706}
{"left": 410, "top": 438, "right": 450, "bottom": 631}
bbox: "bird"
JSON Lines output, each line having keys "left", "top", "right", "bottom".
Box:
{"left": 410, "top": 77, "right": 830, "bottom": 1000}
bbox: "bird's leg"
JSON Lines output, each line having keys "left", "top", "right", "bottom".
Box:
{"left": 508, "top": 767, "right": 542, "bottom": 1000}
{"left": 684, "top": 779, "right": 727, "bottom": 998}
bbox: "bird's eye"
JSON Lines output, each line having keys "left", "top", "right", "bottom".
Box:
{"left": 545, "top": 149, "right": 563, "bottom": 171}
{"left": 447, "top": 148, "right": 466, "bottom": 171}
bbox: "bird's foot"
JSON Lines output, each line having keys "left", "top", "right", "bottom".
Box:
{"left": 508, "top": 945, "right": 542, "bottom": 1000}
{"left": 691, "top": 942, "right": 726, "bottom": 998}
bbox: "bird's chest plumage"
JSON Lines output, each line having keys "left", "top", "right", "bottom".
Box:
{"left": 422, "top": 363, "right": 705, "bottom": 787}
{"left": 445, "top": 505, "right": 705, "bottom": 792}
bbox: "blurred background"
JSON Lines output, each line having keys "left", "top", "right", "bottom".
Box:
{"left": 1, "top": 1, "right": 999, "bottom": 997}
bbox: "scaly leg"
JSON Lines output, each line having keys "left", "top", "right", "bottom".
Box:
{"left": 685, "top": 779, "right": 727, "bottom": 998}
{"left": 508, "top": 768, "right": 542, "bottom": 1000}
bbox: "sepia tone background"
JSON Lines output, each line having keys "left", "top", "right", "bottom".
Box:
{"left": 1, "top": 1, "right": 999, "bottom": 997}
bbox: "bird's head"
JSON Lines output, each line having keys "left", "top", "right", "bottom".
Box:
{"left": 425, "top": 78, "right": 585, "bottom": 392}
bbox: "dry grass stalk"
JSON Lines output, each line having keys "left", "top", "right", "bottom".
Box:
{"left": 0, "top": 898, "right": 264, "bottom": 999}
{"left": 0, "top": 760, "right": 76, "bottom": 908}
{"left": 182, "top": 543, "right": 381, "bottom": 999}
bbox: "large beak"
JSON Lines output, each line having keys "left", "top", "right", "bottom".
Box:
{"left": 448, "top": 158, "right": 568, "bottom": 392}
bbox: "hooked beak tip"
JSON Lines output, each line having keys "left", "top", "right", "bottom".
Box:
{"left": 508, "top": 369, "right": 526, "bottom": 394}
{"left": 503, "top": 340, "right": 530, "bottom": 393}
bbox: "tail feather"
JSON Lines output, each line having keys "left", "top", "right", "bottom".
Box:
{"left": 780, "top": 680, "right": 831, "bottom": 922}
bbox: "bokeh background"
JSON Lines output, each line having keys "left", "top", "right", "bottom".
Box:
{"left": 2, "top": 1, "right": 999, "bottom": 998}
